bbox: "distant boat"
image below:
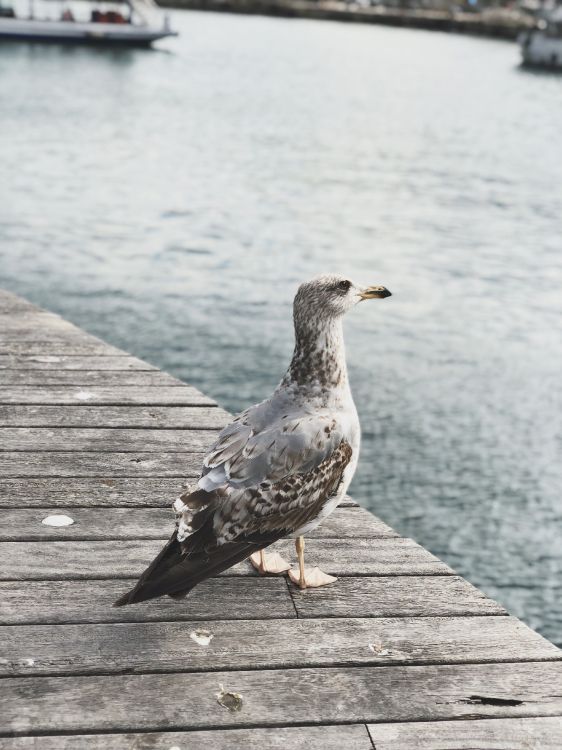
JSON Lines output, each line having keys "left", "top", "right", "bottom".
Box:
{"left": 519, "top": 6, "right": 562, "bottom": 69}
{"left": 0, "top": 0, "right": 177, "bottom": 46}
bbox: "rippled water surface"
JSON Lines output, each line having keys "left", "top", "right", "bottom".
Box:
{"left": 1, "top": 12, "right": 561, "bottom": 644}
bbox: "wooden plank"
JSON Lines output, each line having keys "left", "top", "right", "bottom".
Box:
{"left": 0, "top": 291, "right": 38, "bottom": 314}
{"left": 0, "top": 371, "right": 185, "bottom": 387}
{"left": 0, "top": 427, "right": 219, "bottom": 453}
{"left": 0, "top": 477, "right": 358, "bottom": 508}
{"left": 0, "top": 317, "right": 112, "bottom": 347}
{"left": 0, "top": 507, "right": 396, "bottom": 541}
{"left": 0, "top": 313, "right": 83, "bottom": 334}
{"left": 0, "top": 725, "right": 374, "bottom": 750}
{"left": 0, "top": 451, "right": 206, "bottom": 477}
{"left": 0, "top": 313, "right": 58, "bottom": 323}
{"left": 0, "top": 387, "right": 215, "bottom": 405}
{"left": 0, "top": 578, "right": 295, "bottom": 625}
{"left": 0, "top": 538, "right": 452, "bottom": 580}
{"left": 0, "top": 477, "right": 198, "bottom": 507}
{"left": 3, "top": 662, "right": 562, "bottom": 734}
{"left": 0, "top": 575, "right": 502, "bottom": 626}
{"left": 0, "top": 355, "right": 157, "bottom": 371}
{"left": 292, "top": 575, "right": 506, "bottom": 618}
{"left": 0, "top": 329, "right": 113, "bottom": 345}
{"left": 368, "top": 716, "right": 562, "bottom": 749}
{"left": 0, "top": 342, "right": 127, "bottom": 356}
{"left": 2, "top": 616, "right": 559, "bottom": 677}
{"left": 0, "top": 507, "right": 184, "bottom": 541}
{"left": 0, "top": 405, "right": 231, "bottom": 429}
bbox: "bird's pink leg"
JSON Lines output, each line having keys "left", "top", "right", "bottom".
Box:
{"left": 288, "top": 536, "right": 337, "bottom": 589}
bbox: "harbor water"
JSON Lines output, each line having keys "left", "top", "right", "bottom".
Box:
{"left": 1, "top": 11, "right": 561, "bottom": 645}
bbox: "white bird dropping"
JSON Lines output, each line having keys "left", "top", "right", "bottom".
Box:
{"left": 41, "top": 514, "right": 75, "bottom": 527}
{"left": 190, "top": 629, "right": 214, "bottom": 646}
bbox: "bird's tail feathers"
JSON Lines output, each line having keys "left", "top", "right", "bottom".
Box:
{"left": 113, "top": 535, "right": 263, "bottom": 607}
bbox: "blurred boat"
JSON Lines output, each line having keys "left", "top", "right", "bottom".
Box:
{"left": 519, "top": 5, "right": 562, "bottom": 69}
{"left": 0, "top": 0, "right": 177, "bottom": 45}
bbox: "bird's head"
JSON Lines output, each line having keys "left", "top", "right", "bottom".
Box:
{"left": 294, "top": 274, "right": 391, "bottom": 321}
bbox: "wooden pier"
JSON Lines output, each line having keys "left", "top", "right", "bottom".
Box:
{"left": 1, "top": 287, "right": 561, "bottom": 749}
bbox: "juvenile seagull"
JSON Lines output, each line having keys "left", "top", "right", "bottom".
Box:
{"left": 115, "top": 274, "right": 390, "bottom": 606}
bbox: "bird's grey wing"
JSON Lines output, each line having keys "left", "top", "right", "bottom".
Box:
{"left": 213, "top": 439, "right": 354, "bottom": 543}
{"left": 199, "top": 403, "right": 345, "bottom": 492}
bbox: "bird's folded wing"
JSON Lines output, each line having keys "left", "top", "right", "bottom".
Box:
{"left": 220, "top": 438, "right": 354, "bottom": 541}
{"left": 200, "top": 408, "right": 347, "bottom": 491}
{"left": 186, "top": 439, "right": 353, "bottom": 547}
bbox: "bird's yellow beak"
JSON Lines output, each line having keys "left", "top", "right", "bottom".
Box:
{"left": 359, "top": 285, "right": 392, "bottom": 300}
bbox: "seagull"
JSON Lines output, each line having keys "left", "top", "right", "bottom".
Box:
{"left": 115, "top": 274, "right": 391, "bottom": 606}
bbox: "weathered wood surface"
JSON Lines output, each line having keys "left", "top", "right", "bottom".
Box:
{"left": 4, "top": 662, "right": 562, "bottom": 735}
{"left": 0, "top": 575, "right": 500, "bottom": 626}
{"left": 1, "top": 289, "right": 560, "bottom": 748}
{"left": 0, "top": 290, "right": 37, "bottom": 313}
{"left": 0, "top": 310, "right": 86, "bottom": 329}
{"left": 0, "top": 477, "right": 358, "bottom": 507}
{"left": 291, "top": 574, "right": 506, "bottom": 618}
{"left": 0, "top": 578, "right": 296, "bottom": 625}
{"left": 1, "top": 427, "right": 221, "bottom": 452}
{"left": 0, "top": 506, "right": 396, "bottom": 541}
{"left": 0, "top": 354, "right": 157, "bottom": 370}
{"left": 0, "top": 371, "right": 184, "bottom": 386}
{"left": 0, "top": 475, "right": 357, "bottom": 508}
{"left": 368, "top": 717, "right": 562, "bottom": 749}
{"left": 0, "top": 341, "right": 126, "bottom": 355}
{"left": 0, "top": 537, "right": 451, "bottom": 579}
{"left": 0, "top": 404, "right": 231, "bottom": 428}
{"left": 0, "top": 477, "right": 196, "bottom": 507}
{"left": 2, "top": 725, "right": 374, "bottom": 750}
{"left": 3, "top": 616, "right": 558, "bottom": 677}
{"left": 0, "top": 386, "right": 215, "bottom": 405}
{"left": 0, "top": 451, "right": 206, "bottom": 476}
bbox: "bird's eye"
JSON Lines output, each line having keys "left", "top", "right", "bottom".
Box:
{"left": 337, "top": 280, "right": 351, "bottom": 292}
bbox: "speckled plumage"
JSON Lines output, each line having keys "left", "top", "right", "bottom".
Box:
{"left": 115, "top": 274, "right": 389, "bottom": 606}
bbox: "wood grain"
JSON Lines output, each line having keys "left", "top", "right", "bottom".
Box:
{"left": 0, "top": 577, "right": 296, "bottom": 625}
{"left": 0, "top": 477, "right": 196, "bottom": 507}
{"left": 0, "top": 506, "right": 396, "bottom": 541}
{"left": 1, "top": 427, "right": 220, "bottom": 453}
{"left": 0, "top": 291, "right": 38, "bottom": 314}
{"left": 0, "top": 387, "right": 215, "bottom": 405}
{"left": 2, "top": 616, "right": 559, "bottom": 677}
{"left": 368, "top": 716, "right": 562, "bottom": 750}
{"left": 3, "top": 662, "right": 562, "bottom": 734}
{"left": 0, "top": 575, "right": 501, "bottom": 625}
{"left": 0, "top": 405, "right": 231, "bottom": 429}
{"left": 291, "top": 574, "right": 506, "bottom": 618}
{"left": 0, "top": 371, "right": 185, "bottom": 387}
{"left": 0, "top": 537, "right": 452, "bottom": 580}
{"left": 0, "top": 313, "right": 89, "bottom": 335}
{"left": 0, "top": 342, "right": 127, "bottom": 356}
{"left": 0, "top": 355, "right": 157, "bottom": 371}
{"left": 0, "top": 451, "right": 206, "bottom": 476}
{"left": 0, "top": 478, "right": 358, "bottom": 508}
{"left": 0, "top": 725, "right": 373, "bottom": 750}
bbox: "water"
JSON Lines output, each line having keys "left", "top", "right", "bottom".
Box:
{"left": 1, "top": 12, "right": 561, "bottom": 645}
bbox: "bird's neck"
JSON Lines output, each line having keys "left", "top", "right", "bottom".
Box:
{"left": 282, "top": 315, "right": 349, "bottom": 393}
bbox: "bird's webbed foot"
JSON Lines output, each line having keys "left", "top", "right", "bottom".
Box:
{"left": 288, "top": 566, "right": 337, "bottom": 590}
{"left": 250, "top": 549, "right": 291, "bottom": 575}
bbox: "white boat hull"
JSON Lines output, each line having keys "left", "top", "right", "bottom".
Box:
{"left": 0, "top": 16, "right": 176, "bottom": 44}
{"left": 519, "top": 30, "right": 562, "bottom": 70}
